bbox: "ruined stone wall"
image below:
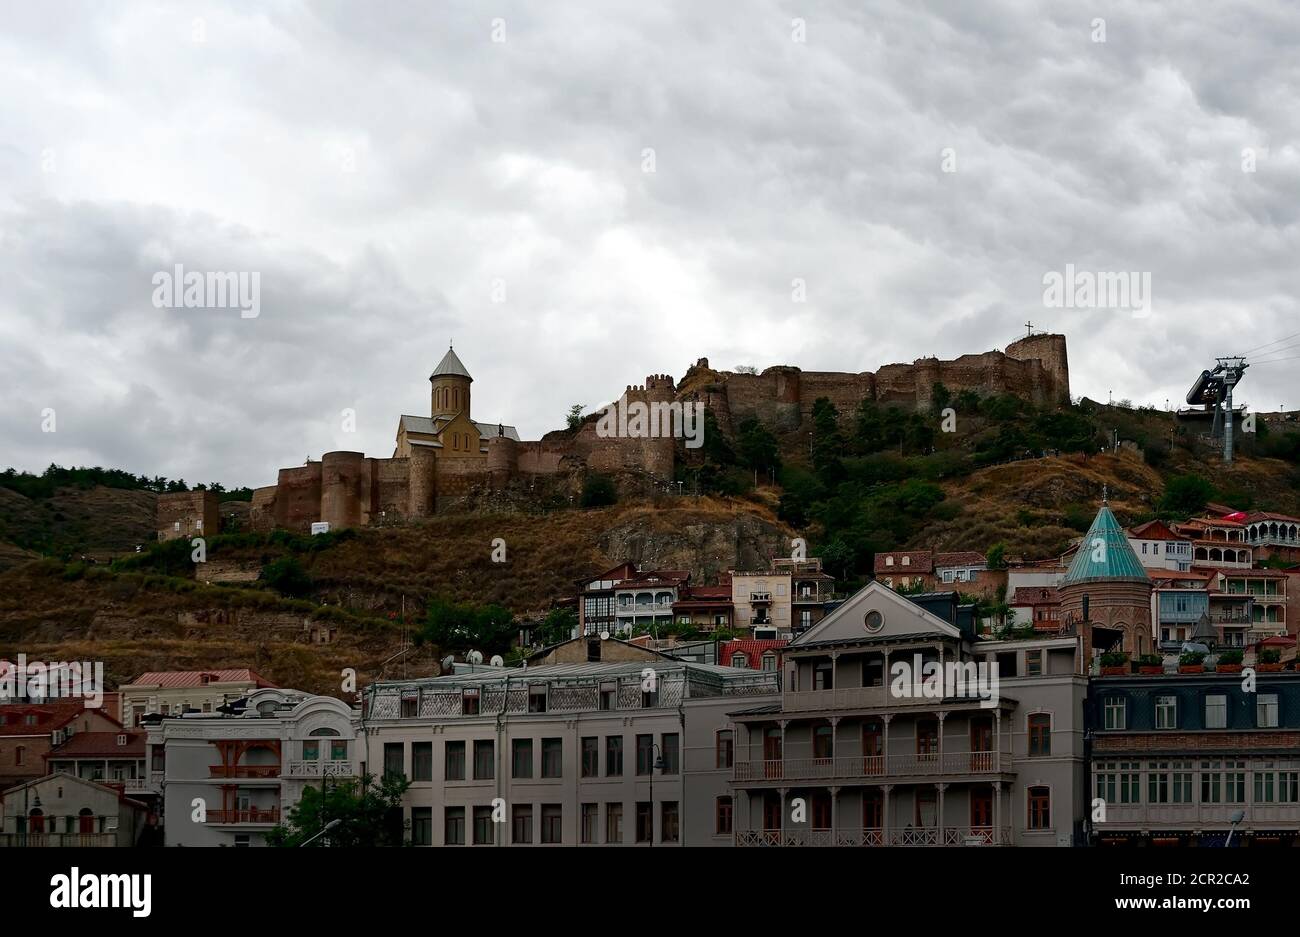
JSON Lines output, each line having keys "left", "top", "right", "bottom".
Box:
{"left": 1006, "top": 333, "right": 1071, "bottom": 404}
{"left": 374, "top": 456, "right": 412, "bottom": 519}
{"left": 515, "top": 440, "right": 568, "bottom": 476}
{"left": 798, "top": 371, "right": 875, "bottom": 422}
{"left": 320, "top": 451, "right": 368, "bottom": 530}
{"left": 249, "top": 485, "right": 278, "bottom": 532}
{"left": 157, "top": 490, "right": 219, "bottom": 542}
{"left": 274, "top": 463, "right": 322, "bottom": 532}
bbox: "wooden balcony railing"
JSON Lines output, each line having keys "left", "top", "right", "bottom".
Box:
{"left": 733, "top": 751, "right": 1003, "bottom": 783}
{"left": 0, "top": 832, "right": 118, "bottom": 847}
{"left": 205, "top": 807, "right": 281, "bottom": 825}
{"left": 209, "top": 764, "right": 281, "bottom": 779}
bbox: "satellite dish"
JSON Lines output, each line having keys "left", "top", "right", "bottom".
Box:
{"left": 440, "top": 655, "right": 455, "bottom": 672}
{"left": 467, "top": 650, "right": 484, "bottom": 665}
{"left": 489, "top": 655, "right": 504, "bottom": 667}
{"left": 600, "top": 631, "right": 610, "bottom": 641}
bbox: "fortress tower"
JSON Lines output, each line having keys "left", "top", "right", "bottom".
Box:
{"left": 430, "top": 345, "right": 472, "bottom": 420}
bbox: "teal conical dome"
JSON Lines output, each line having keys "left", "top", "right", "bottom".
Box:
{"left": 1061, "top": 503, "right": 1149, "bottom": 585}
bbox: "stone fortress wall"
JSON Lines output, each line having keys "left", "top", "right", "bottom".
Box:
{"left": 159, "top": 334, "right": 1069, "bottom": 536}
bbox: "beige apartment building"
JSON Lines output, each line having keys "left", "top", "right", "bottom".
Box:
{"left": 731, "top": 570, "right": 792, "bottom": 637}
{"left": 121, "top": 669, "right": 274, "bottom": 727}
{"left": 729, "top": 581, "right": 1088, "bottom": 846}
{"left": 361, "top": 658, "right": 780, "bottom": 846}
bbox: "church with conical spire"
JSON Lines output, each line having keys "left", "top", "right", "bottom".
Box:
{"left": 1057, "top": 497, "right": 1154, "bottom": 662}
{"left": 393, "top": 344, "right": 520, "bottom": 459}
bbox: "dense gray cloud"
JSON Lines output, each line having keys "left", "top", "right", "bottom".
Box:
{"left": 1, "top": 0, "right": 1298, "bottom": 486}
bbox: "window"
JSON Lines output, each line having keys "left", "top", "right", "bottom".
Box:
{"left": 813, "top": 724, "right": 834, "bottom": 759}
{"left": 383, "top": 742, "right": 404, "bottom": 780}
{"left": 445, "top": 740, "right": 465, "bottom": 780}
{"left": 599, "top": 687, "right": 615, "bottom": 711}
{"left": 581, "top": 737, "right": 599, "bottom": 778}
{"left": 541, "top": 805, "right": 562, "bottom": 844}
{"left": 1103, "top": 697, "right": 1126, "bottom": 730}
{"left": 606, "top": 736, "right": 624, "bottom": 776}
{"left": 541, "top": 738, "right": 562, "bottom": 778}
{"left": 473, "top": 740, "right": 494, "bottom": 780}
{"left": 444, "top": 807, "right": 465, "bottom": 845}
{"left": 303, "top": 740, "right": 320, "bottom": 761}
{"left": 1096, "top": 760, "right": 1141, "bottom": 805}
{"left": 1148, "top": 761, "right": 1193, "bottom": 803}
{"left": 1258, "top": 694, "right": 1279, "bottom": 728}
{"left": 716, "top": 730, "right": 734, "bottom": 769}
{"left": 730, "top": 652, "right": 749, "bottom": 668}
{"left": 512, "top": 804, "right": 532, "bottom": 844}
{"left": 473, "top": 806, "right": 494, "bottom": 845}
{"left": 636, "top": 735, "right": 655, "bottom": 775}
{"left": 512, "top": 739, "right": 533, "bottom": 779}
{"left": 1026, "top": 650, "right": 1042, "bottom": 677}
{"left": 762, "top": 652, "right": 778, "bottom": 671}
{"left": 606, "top": 803, "right": 623, "bottom": 843}
{"left": 1155, "top": 696, "right": 1177, "bottom": 730}
{"left": 1028, "top": 714, "right": 1051, "bottom": 756}
{"left": 661, "top": 734, "right": 679, "bottom": 775}
{"left": 636, "top": 802, "right": 653, "bottom": 843}
{"left": 412, "top": 742, "right": 432, "bottom": 782}
{"left": 642, "top": 685, "right": 659, "bottom": 708}
{"left": 813, "top": 660, "right": 833, "bottom": 691}
{"left": 1028, "top": 787, "right": 1050, "bottom": 830}
{"left": 581, "top": 803, "right": 598, "bottom": 844}
{"left": 331, "top": 740, "right": 347, "bottom": 761}
{"left": 462, "top": 690, "right": 480, "bottom": 716}
{"left": 1205, "top": 694, "right": 1227, "bottom": 729}
{"left": 716, "top": 796, "right": 733, "bottom": 835}
{"left": 661, "top": 802, "right": 680, "bottom": 843}
{"left": 528, "top": 687, "right": 547, "bottom": 713}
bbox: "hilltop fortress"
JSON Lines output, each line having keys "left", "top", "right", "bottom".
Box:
{"left": 157, "top": 333, "right": 1069, "bottom": 539}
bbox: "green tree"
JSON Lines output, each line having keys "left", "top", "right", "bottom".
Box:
{"left": 260, "top": 556, "right": 314, "bottom": 598}
{"left": 266, "top": 774, "right": 411, "bottom": 847}
{"left": 418, "top": 597, "right": 515, "bottom": 652}
{"left": 929, "top": 382, "right": 952, "bottom": 417}
{"left": 566, "top": 404, "right": 585, "bottom": 431}
{"left": 1159, "top": 474, "right": 1215, "bottom": 518}
{"left": 986, "top": 541, "right": 1008, "bottom": 570}
{"left": 536, "top": 607, "right": 578, "bottom": 646}
{"left": 736, "top": 418, "right": 781, "bottom": 476}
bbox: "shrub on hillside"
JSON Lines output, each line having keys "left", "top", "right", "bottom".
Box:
{"left": 581, "top": 474, "right": 618, "bottom": 508}
{"left": 260, "top": 556, "right": 314, "bottom": 598}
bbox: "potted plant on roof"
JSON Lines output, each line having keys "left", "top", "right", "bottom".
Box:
{"left": 1136, "top": 653, "right": 1164, "bottom": 675}
{"left": 1214, "top": 649, "right": 1244, "bottom": 674}
{"left": 1258, "top": 648, "right": 1283, "bottom": 672}
{"left": 1100, "top": 650, "right": 1129, "bottom": 676}
{"left": 1178, "top": 650, "right": 1206, "bottom": 674}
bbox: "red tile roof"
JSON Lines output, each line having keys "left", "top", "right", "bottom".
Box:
{"left": 1246, "top": 511, "right": 1300, "bottom": 524}
{"left": 45, "top": 730, "right": 146, "bottom": 759}
{"left": 1011, "top": 586, "right": 1059, "bottom": 606}
{"left": 1128, "top": 519, "right": 1189, "bottom": 541}
{"left": 719, "top": 639, "right": 787, "bottom": 669}
{"left": 0, "top": 701, "right": 120, "bottom": 736}
{"left": 125, "top": 669, "right": 274, "bottom": 689}
{"left": 933, "top": 551, "right": 987, "bottom": 568}
{"left": 873, "top": 551, "right": 933, "bottom": 574}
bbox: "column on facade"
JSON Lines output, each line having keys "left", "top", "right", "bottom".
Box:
{"left": 778, "top": 786, "right": 788, "bottom": 844}
{"left": 830, "top": 784, "right": 839, "bottom": 843}
{"left": 994, "top": 708, "right": 1001, "bottom": 771}
{"left": 882, "top": 783, "right": 893, "bottom": 846}
{"left": 937, "top": 709, "right": 947, "bottom": 770}
{"left": 937, "top": 782, "right": 947, "bottom": 843}
{"left": 882, "top": 713, "right": 892, "bottom": 776}
{"left": 993, "top": 781, "right": 1002, "bottom": 844}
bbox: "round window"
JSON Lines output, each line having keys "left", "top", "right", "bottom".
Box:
{"left": 864, "top": 610, "right": 884, "bottom": 633}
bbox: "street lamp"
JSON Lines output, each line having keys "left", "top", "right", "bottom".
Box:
{"left": 299, "top": 817, "right": 342, "bottom": 847}
{"left": 1225, "top": 809, "right": 1246, "bottom": 847}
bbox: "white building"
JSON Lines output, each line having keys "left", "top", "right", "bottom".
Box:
{"left": 152, "top": 687, "right": 359, "bottom": 847}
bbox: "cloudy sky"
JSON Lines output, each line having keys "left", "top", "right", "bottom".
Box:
{"left": 2, "top": 0, "right": 1298, "bottom": 488}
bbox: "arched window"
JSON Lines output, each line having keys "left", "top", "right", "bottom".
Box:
{"left": 309, "top": 727, "right": 340, "bottom": 737}
{"left": 78, "top": 807, "right": 95, "bottom": 835}
{"left": 1028, "top": 714, "right": 1051, "bottom": 756}
{"left": 29, "top": 807, "right": 45, "bottom": 834}
{"left": 1027, "top": 787, "right": 1051, "bottom": 829}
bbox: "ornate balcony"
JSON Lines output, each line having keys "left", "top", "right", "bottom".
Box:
{"left": 733, "top": 751, "right": 1004, "bottom": 784}
{"left": 205, "top": 807, "right": 280, "bottom": 825}
{"left": 285, "top": 760, "right": 355, "bottom": 779}
{"left": 0, "top": 832, "right": 118, "bottom": 847}
{"left": 209, "top": 764, "right": 281, "bottom": 779}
